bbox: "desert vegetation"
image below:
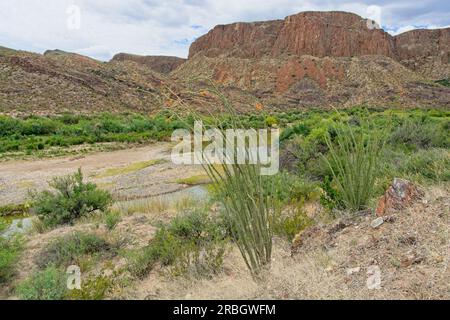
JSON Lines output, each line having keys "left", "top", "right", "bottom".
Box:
{"left": 0, "top": 106, "right": 449, "bottom": 300}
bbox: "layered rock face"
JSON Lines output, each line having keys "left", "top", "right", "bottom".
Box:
{"left": 180, "top": 11, "right": 450, "bottom": 109}
{"left": 111, "top": 53, "right": 185, "bottom": 74}
{"left": 395, "top": 28, "right": 450, "bottom": 61}
{"left": 188, "top": 11, "right": 449, "bottom": 77}
{"left": 395, "top": 28, "right": 450, "bottom": 78}
{"left": 189, "top": 20, "right": 284, "bottom": 58}
{"left": 190, "top": 12, "right": 398, "bottom": 59}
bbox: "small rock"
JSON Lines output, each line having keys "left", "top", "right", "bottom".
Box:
{"left": 383, "top": 216, "right": 397, "bottom": 223}
{"left": 346, "top": 267, "right": 361, "bottom": 275}
{"left": 1, "top": 217, "right": 34, "bottom": 239}
{"left": 400, "top": 252, "right": 423, "bottom": 268}
{"left": 371, "top": 217, "right": 384, "bottom": 229}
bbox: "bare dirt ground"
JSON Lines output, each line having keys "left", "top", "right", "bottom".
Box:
{"left": 0, "top": 143, "right": 204, "bottom": 205}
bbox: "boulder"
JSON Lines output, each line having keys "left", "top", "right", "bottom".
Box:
{"left": 376, "top": 179, "right": 425, "bottom": 217}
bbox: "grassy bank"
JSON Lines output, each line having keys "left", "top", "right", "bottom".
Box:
{"left": 1, "top": 108, "right": 448, "bottom": 158}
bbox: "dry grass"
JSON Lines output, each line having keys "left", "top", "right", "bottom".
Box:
{"left": 113, "top": 194, "right": 202, "bottom": 225}
{"left": 120, "top": 185, "right": 450, "bottom": 300}
{"left": 4, "top": 184, "right": 449, "bottom": 300}
{"left": 95, "top": 160, "right": 166, "bottom": 178}
{"left": 176, "top": 175, "right": 212, "bottom": 186}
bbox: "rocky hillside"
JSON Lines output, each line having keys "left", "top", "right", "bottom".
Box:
{"left": 0, "top": 11, "right": 449, "bottom": 115}
{"left": 0, "top": 48, "right": 182, "bottom": 115}
{"left": 111, "top": 53, "right": 185, "bottom": 74}
{"left": 178, "top": 11, "right": 450, "bottom": 109}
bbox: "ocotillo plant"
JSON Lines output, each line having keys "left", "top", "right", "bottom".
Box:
{"left": 324, "top": 113, "right": 385, "bottom": 211}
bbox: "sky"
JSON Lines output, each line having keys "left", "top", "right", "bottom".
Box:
{"left": 0, "top": 0, "right": 449, "bottom": 61}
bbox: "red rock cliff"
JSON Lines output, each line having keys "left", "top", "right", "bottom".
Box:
{"left": 189, "top": 11, "right": 397, "bottom": 59}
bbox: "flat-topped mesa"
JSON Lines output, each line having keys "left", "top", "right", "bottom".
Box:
{"left": 189, "top": 11, "right": 397, "bottom": 59}
{"left": 111, "top": 53, "right": 186, "bottom": 74}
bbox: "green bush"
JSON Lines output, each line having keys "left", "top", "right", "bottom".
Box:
{"left": 16, "top": 266, "right": 67, "bottom": 300}
{"left": 280, "top": 135, "right": 329, "bottom": 179}
{"left": 0, "top": 203, "right": 30, "bottom": 217}
{"left": 104, "top": 210, "right": 122, "bottom": 231}
{"left": 0, "top": 219, "right": 6, "bottom": 233}
{"left": 272, "top": 202, "right": 314, "bottom": 241}
{"left": 66, "top": 276, "right": 112, "bottom": 300}
{"left": 127, "top": 228, "right": 180, "bottom": 278}
{"left": 127, "top": 209, "right": 227, "bottom": 279}
{"left": 280, "top": 123, "right": 311, "bottom": 141}
{"left": 319, "top": 175, "right": 343, "bottom": 210}
{"left": 32, "top": 169, "right": 112, "bottom": 228}
{"left": 389, "top": 119, "right": 443, "bottom": 150}
{"left": 265, "top": 116, "right": 278, "bottom": 127}
{"left": 400, "top": 149, "right": 450, "bottom": 182}
{"left": 0, "top": 237, "right": 23, "bottom": 283}
{"left": 36, "top": 232, "right": 111, "bottom": 269}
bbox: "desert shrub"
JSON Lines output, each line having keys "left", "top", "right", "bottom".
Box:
{"left": 127, "top": 229, "right": 180, "bottom": 278}
{"left": 16, "top": 266, "right": 67, "bottom": 300}
{"left": 272, "top": 201, "right": 314, "bottom": 241}
{"left": 21, "top": 118, "right": 58, "bottom": 136}
{"left": 104, "top": 210, "right": 122, "bottom": 231}
{"left": 36, "top": 232, "right": 112, "bottom": 269}
{"left": 127, "top": 209, "right": 227, "bottom": 279}
{"left": 324, "top": 119, "right": 384, "bottom": 211}
{"left": 0, "top": 203, "right": 30, "bottom": 217}
{"left": 319, "top": 175, "right": 344, "bottom": 210}
{"left": 280, "top": 135, "right": 329, "bottom": 179}
{"left": 280, "top": 123, "right": 311, "bottom": 141}
{"left": 66, "top": 276, "right": 112, "bottom": 300}
{"left": 0, "top": 237, "right": 23, "bottom": 283}
{"left": 389, "top": 119, "right": 443, "bottom": 149}
{"left": 265, "top": 116, "right": 278, "bottom": 127}
{"left": 261, "top": 171, "right": 321, "bottom": 205}
{"left": 400, "top": 149, "right": 450, "bottom": 182}
{"left": 32, "top": 169, "right": 112, "bottom": 228}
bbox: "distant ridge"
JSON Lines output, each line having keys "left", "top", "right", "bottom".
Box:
{"left": 0, "top": 11, "right": 449, "bottom": 115}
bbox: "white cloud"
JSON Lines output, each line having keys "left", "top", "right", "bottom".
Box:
{"left": 387, "top": 25, "right": 417, "bottom": 36}
{"left": 0, "top": 0, "right": 448, "bottom": 60}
